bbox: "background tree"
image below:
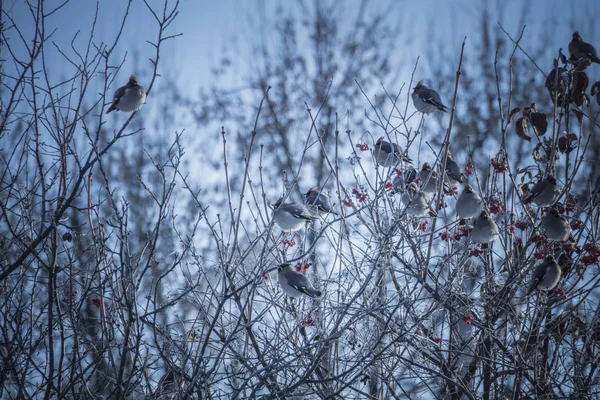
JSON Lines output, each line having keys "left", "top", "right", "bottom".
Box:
{"left": 2, "top": 0, "right": 600, "bottom": 399}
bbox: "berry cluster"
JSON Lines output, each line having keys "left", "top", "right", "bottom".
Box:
{"left": 282, "top": 239, "right": 297, "bottom": 247}
{"left": 295, "top": 262, "right": 313, "bottom": 272}
{"left": 62, "top": 290, "right": 78, "bottom": 306}
{"left": 489, "top": 197, "right": 503, "bottom": 214}
{"left": 355, "top": 143, "right": 369, "bottom": 151}
{"left": 351, "top": 188, "right": 368, "bottom": 202}
{"left": 490, "top": 148, "right": 508, "bottom": 173}
{"left": 582, "top": 243, "right": 600, "bottom": 266}
{"left": 465, "top": 159, "right": 475, "bottom": 175}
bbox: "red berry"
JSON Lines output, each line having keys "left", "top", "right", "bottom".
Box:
{"left": 515, "top": 220, "right": 529, "bottom": 230}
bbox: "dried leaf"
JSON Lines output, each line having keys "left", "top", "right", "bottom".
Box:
{"left": 571, "top": 71, "right": 589, "bottom": 107}
{"left": 508, "top": 107, "right": 520, "bottom": 125}
{"left": 558, "top": 48, "right": 568, "bottom": 65}
{"left": 571, "top": 109, "right": 583, "bottom": 124}
{"left": 515, "top": 117, "right": 531, "bottom": 142}
{"left": 532, "top": 142, "right": 546, "bottom": 163}
{"left": 558, "top": 133, "right": 578, "bottom": 154}
{"left": 530, "top": 112, "right": 548, "bottom": 135}
{"left": 592, "top": 81, "right": 600, "bottom": 107}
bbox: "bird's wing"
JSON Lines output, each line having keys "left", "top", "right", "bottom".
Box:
{"left": 287, "top": 274, "right": 320, "bottom": 297}
{"left": 112, "top": 86, "right": 127, "bottom": 103}
{"left": 283, "top": 204, "right": 317, "bottom": 220}
{"left": 420, "top": 89, "right": 448, "bottom": 111}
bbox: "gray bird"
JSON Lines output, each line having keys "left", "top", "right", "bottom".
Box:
{"left": 526, "top": 255, "right": 562, "bottom": 296}
{"left": 272, "top": 198, "right": 318, "bottom": 232}
{"left": 278, "top": 263, "right": 322, "bottom": 298}
{"left": 456, "top": 184, "right": 483, "bottom": 219}
{"left": 569, "top": 31, "right": 600, "bottom": 65}
{"left": 401, "top": 182, "right": 437, "bottom": 218}
{"left": 411, "top": 81, "right": 448, "bottom": 114}
{"left": 305, "top": 187, "right": 338, "bottom": 216}
{"left": 525, "top": 175, "right": 560, "bottom": 207}
{"left": 373, "top": 137, "right": 412, "bottom": 167}
{"left": 419, "top": 162, "right": 441, "bottom": 193}
{"left": 542, "top": 208, "right": 571, "bottom": 241}
{"left": 444, "top": 152, "right": 467, "bottom": 184}
{"left": 472, "top": 210, "right": 500, "bottom": 243}
{"left": 106, "top": 74, "right": 146, "bottom": 114}
{"left": 391, "top": 166, "right": 417, "bottom": 194}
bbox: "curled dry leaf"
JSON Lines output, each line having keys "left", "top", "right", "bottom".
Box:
{"left": 571, "top": 71, "right": 589, "bottom": 107}
{"left": 515, "top": 117, "right": 531, "bottom": 142}
{"left": 532, "top": 139, "right": 557, "bottom": 164}
{"left": 530, "top": 112, "right": 548, "bottom": 135}
{"left": 558, "top": 48, "right": 568, "bottom": 65}
{"left": 592, "top": 81, "right": 600, "bottom": 107}
{"left": 508, "top": 107, "right": 520, "bottom": 125}
{"left": 558, "top": 133, "right": 578, "bottom": 154}
{"left": 571, "top": 109, "right": 584, "bottom": 124}
{"left": 545, "top": 66, "right": 568, "bottom": 106}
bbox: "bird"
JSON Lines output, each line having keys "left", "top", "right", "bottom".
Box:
{"left": 524, "top": 175, "right": 560, "bottom": 207}
{"left": 391, "top": 166, "right": 417, "bottom": 195}
{"left": 444, "top": 152, "right": 467, "bottom": 184}
{"left": 526, "top": 255, "right": 562, "bottom": 296}
{"left": 456, "top": 184, "right": 483, "bottom": 219}
{"left": 411, "top": 81, "right": 448, "bottom": 114}
{"left": 568, "top": 31, "right": 600, "bottom": 65}
{"left": 304, "top": 187, "right": 339, "bottom": 216}
{"left": 373, "top": 137, "right": 412, "bottom": 167}
{"left": 278, "top": 263, "right": 322, "bottom": 298}
{"left": 106, "top": 74, "right": 146, "bottom": 114}
{"left": 472, "top": 210, "right": 500, "bottom": 243}
{"left": 419, "top": 162, "right": 441, "bottom": 193}
{"left": 272, "top": 198, "right": 318, "bottom": 231}
{"left": 401, "top": 182, "right": 437, "bottom": 218}
{"left": 542, "top": 208, "right": 571, "bottom": 241}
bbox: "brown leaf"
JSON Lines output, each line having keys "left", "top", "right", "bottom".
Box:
{"left": 571, "top": 109, "right": 583, "bottom": 124}
{"left": 532, "top": 142, "right": 546, "bottom": 163}
{"left": 592, "top": 81, "right": 600, "bottom": 107}
{"left": 508, "top": 107, "right": 520, "bottom": 125}
{"left": 571, "top": 72, "right": 589, "bottom": 107}
{"left": 558, "top": 133, "right": 578, "bottom": 154}
{"left": 530, "top": 112, "right": 548, "bottom": 135}
{"left": 558, "top": 48, "right": 568, "bottom": 65}
{"left": 515, "top": 117, "right": 531, "bottom": 142}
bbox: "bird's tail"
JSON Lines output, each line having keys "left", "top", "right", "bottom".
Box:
{"left": 302, "top": 288, "right": 322, "bottom": 298}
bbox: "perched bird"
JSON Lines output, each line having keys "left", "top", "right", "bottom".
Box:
{"left": 456, "top": 184, "right": 483, "bottom": 219}
{"left": 542, "top": 208, "right": 571, "bottom": 241}
{"left": 472, "top": 210, "right": 500, "bottom": 243}
{"left": 526, "top": 255, "right": 562, "bottom": 296}
{"left": 419, "top": 162, "right": 441, "bottom": 193}
{"left": 305, "top": 187, "right": 338, "bottom": 216}
{"left": 373, "top": 137, "right": 412, "bottom": 167}
{"left": 568, "top": 31, "right": 600, "bottom": 65}
{"left": 272, "top": 198, "right": 318, "bottom": 232}
{"left": 411, "top": 81, "right": 448, "bottom": 114}
{"left": 106, "top": 74, "right": 146, "bottom": 114}
{"left": 401, "top": 182, "right": 437, "bottom": 218}
{"left": 391, "top": 166, "right": 417, "bottom": 195}
{"left": 524, "top": 175, "right": 561, "bottom": 207}
{"left": 278, "top": 263, "right": 322, "bottom": 298}
{"left": 444, "top": 152, "right": 468, "bottom": 184}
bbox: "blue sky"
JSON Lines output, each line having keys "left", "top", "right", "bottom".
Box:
{"left": 5, "top": 0, "right": 593, "bottom": 93}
